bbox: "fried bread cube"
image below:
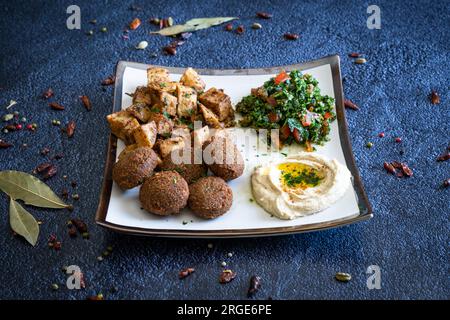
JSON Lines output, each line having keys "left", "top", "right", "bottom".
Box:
{"left": 133, "top": 121, "right": 157, "bottom": 148}
{"left": 106, "top": 110, "right": 140, "bottom": 145}
{"left": 199, "top": 103, "right": 222, "bottom": 129}
{"left": 198, "top": 88, "right": 233, "bottom": 121}
{"left": 126, "top": 103, "right": 152, "bottom": 123}
{"left": 176, "top": 84, "right": 197, "bottom": 118}
{"left": 180, "top": 67, "right": 206, "bottom": 92}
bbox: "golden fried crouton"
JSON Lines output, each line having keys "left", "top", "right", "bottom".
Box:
{"left": 106, "top": 110, "right": 140, "bottom": 145}
{"left": 199, "top": 88, "right": 233, "bottom": 121}
{"left": 148, "top": 81, "right": 178, "bottom": 93}
{"left": 158, "top": 137, "right": 186, "bottom": 159}
{"left": 118, "top": 144, "right": 139, "bottom": 161}
{"left": 192, "top": 125, "right": 210, "bottom": 148}
{"left": 147, "top": 112, "right": 174, "bottom": 136}
{"left": 176, "top": 84, "right": 197, "bottom": 118}
{"left": 132, "top": 86, "right": 152, "bottom": 105}
{"left": 180, "top": 67, "right": 206, "bottom": 92}
{"left": 147, "top": 67, "right": 170, "bottom": 85}
{"left": 172, "top": 126, "right": 191, "bottom": 140}
{"left": 150, "top": 91, "right": 177, "bottom": 117}
{"left": 133, "top": 121, "right": 157, "bottom": 148}
{"left": 199, "top": 103, "right": 222, "bottom": 129}
{"left": 126, "top": 103, "right": 152, "bottom": 123}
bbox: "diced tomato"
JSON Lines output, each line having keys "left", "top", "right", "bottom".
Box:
{"left": 274, "top": 71, "right": 290, "bottom": 85}
{"left": 301, "top": 119, "right": 311, "bottom": 127}
{"left": 324, "top": 112, "right": 333, "bottom": 119}
{"left": 268, "top": 112, "right": 280, "bottom": 123}
{"left": 266, "top": 96, "right": 277, "bottom": 107}
{"left": 292, "top": 128, "right": 302, "bottom": 143}
{"left": 280, "top": 124, "right": 291, "bottom": 140}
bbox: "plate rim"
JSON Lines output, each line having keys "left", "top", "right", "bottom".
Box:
{"left": 95, "top": 54, "right": 373, "bottom": 238}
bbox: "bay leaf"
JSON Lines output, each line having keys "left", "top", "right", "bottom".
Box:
{"left": 185, "top": 17, "right": 238, "bottom": 27}
{"left": 151, "top": 17, "right": 238, "bottom": 36}
{"left": 150, "top": 24, "right": 197, "bottom": 36}
{"left": 0, "top": 170, "right": 68, "bottom": 209}
{"left": 9, "top": 198, "right": 39, "bottom": 246}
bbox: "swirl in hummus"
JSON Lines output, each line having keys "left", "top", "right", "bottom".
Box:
{"left": 251, "top": 153, "right": 352, "bottom": 219}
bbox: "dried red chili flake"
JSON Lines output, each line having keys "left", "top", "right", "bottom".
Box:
{"left": 61, "top": 188, "right": 69, "bottom": 199}
{"left": 284, "top": 33, "right": 299, "bottom": 40}
{"left": 79, "top": 95, "right": 92, "bottom": 111}
{"left": 236, "top": 25, "right": 245, "bottom": 34}
{"left": 101, "top": 76, "right": 115, "bottom": 86}
{"left": 35, "top": 162, "right": 52, "bottom": 173}
{"left": 401, "top": 163, "right": 413, "bottom": 177}
{"left": 219, "top": 269, "right": 236, "bottom": 284}
{"left": 256, "top": 12, "right": 272, "bottom": 19}
{"left": 348, "top": 52, "right": 361, "bottom": 58}
{"left": 225, "top": 23, "right": 233, "bottom": 31}
{"left": 71, "top": 219, "right": 88, "bottom": 233}
{"left": 0, "top": 139, "right": 12, "bottom": 149}
{"left": 179, "top": 267, "right": 195, "bottom": 279}
{"left": 437, "top": 153, "right": 450, "bottom": 162}
{"left": 52, "top": 153, "right": 64, "bottom": 160}
{"left": 66, "top": 121, "right": 76, "bottom": 138}
{"left": 49, "top": 102, "right": 65, "bottom": 111}
{"left": 42, "top": 164, "right": 57, "bottom": 180}
{"left": 383, "top": 162, "right": 396, "bottom": 175}
{"left": 247, "top": 276, "right": 262, "bottom": 297}
{"left": 163, "top": 46, "right": 176, "bottom": 55}
{"left": 53, "top": 241, "right": 62, "bottom": 250}
{"left": 40, "top": 147, "right": 50, "bottom": 156}
{"left": 430, "top": 90, "right": 440, "bottom": 105}
{"left": 42, "top": 88, "right": 54, "bottom": 99}
{"left": 129, "top": 18, "right": 141, "bottom": 30}
{"left": 344, "top": 99, "right": 359, "bottom": 110}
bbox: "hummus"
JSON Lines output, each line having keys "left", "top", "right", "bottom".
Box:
{"left": 251, "top": 153, "right": 352, "bottom": 219}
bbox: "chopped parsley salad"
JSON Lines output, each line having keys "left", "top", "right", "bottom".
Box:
{"left": 236, "top": 70, "right": 336, "bottom": 151}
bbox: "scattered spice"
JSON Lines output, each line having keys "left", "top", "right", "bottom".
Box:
{"left": 100, "top": 27, "right": 107, "bottom": 33}
{"left": 256, "top": 12, "right": 272, "bottom": 19}
{"left": 49, "top": 102, "right": 64, "bottom": 111}
{"left": 395, "top": 137, "right": 402, "bottom": 143}
{"left": 129, "top": 18, "right": 141, "bottom": 30}
{"left": 442, "top": 178, "right": 449, "bottom": 188}
{"left": 247, "top": 276, "right": 261, "bottom": 297}
{"left": 42, "top": 164, "right": 57, "bottom": 180}
{"left": 225, "top": 23, "right": 233, "bottom": 31}
{"left": 40, "top": 147, "right": 50, "bottom": 156}
{"left": 219, "top": 269, "right": 236, "bottom": 284}
{"left": 348, "top": 52, "right": 361, "bottom": 58}
{"left": 86, "top": 30, "right": 94, "bottom": 36}
{"left": 0, "top": 139, "right": 12, "bottom": 149}
{"left": 136, "top": 41, "right": 148, "bottom": 50}
{"left": 236, "top": 25, "right": 245, "bottom": 34}
{"left": 87, "top": 293, "right": 104, "bottom": 300}
{"left": 355, "top": 58, "right": 367, "bottom": 64}
{"left": 221, "top": 261, "right": 227, "bottom": 267}
{"left": 66, "top": 121, "right": 76, "bottom": 138}
{"left": 179, "top": 267, "right": 195, "bottom": 279}
{"left": 51, "top": 283, "right": 59, "bottom": 291}
{"left": 47, "top": 234, "right": 61, "bottom": 250}
{"left": 42, "top": 88, "right": 54, "bottom": 99}
{"left": 163, "top": 46, "right": 177, "bottom": 55}
{"left": 252, "top": 23, "right": 262, "bottom": 29}
{"left": 378, "top": 132, "right": 385, "bottom": 138}
{"left": 68, "top": 226, "right": 77, "bottom": 238}
{"left": 72, "top": 193, "right": 80, "bottom": 200}
{"left": 71, "top": 218, "right": 88, "bottom": 233}
{"left": 80, "top": 95, "right": 92, "bottom": 111}
{"left": 366, "top": 142, "right": 373, "bottom": 148}
{"left": 437, "top": 153, "right": 450, "bottom": 162}
{"left": 384, "top": 161, "right": 413, "bottom": 178}
{"left": 335, "top": 272, "right": 352, "bottom": 282}
{"left": 149, "top": 18, "right": 160, "bottom": 25}
{"left": 344, "top": 99, "right": 359, "bottom": 110}
{"left": 430, "top": 90, "right": 440, "bottom": 105}
{"left": 284, "top": 33, "right": 299, "bottom": 40}
{"left": 207, "top": 243, "right": 213, "bottom": 249}
{"left": 383, "top": 162, "right": 396, "bottom": 175}
{"left": 101, "top": 76, "right": 115, "bottom": 86}
{"left": 89, "top": 19, "right": 97, "bottom": 24}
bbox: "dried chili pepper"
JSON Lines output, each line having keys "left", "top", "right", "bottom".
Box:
{"left": 247, "top": 276, "right": 262, "bottom": 297}
{"left": 129, "top": 18, "right": 141, "bottom": 30}
{"left": 344, "top": 99, "right": 359, "bottom": 110}
{"left": 219, "top": 269, "right": 236, "bottom": 284}
{"left": 383, "top": 162, "right": 396, "bottom": 175}
{"left": 256, "top": 12, "right": 272, "bottom": 19}
{"left": 49, "top": 102, "right": 65, "bottom": 110}
{"left": 35, "top": 162, "right": 52, "bottom": 173}
{"left": 0, "top": 139, "right": 12, "bottom": 148}
{"left": 42, "top": 88, "right": 54, "bottom": 99}
{"left": 42, "top": 164, "right": 57, "bottom": 180}
{"left": 284, "top": 33, "right": 299, "bottom": 40}
{"left": 66, "top": 121, "right": 75, "bottom": 138}
{"left": 348, "top": 52, "right": 361, "bottom": 58}
{"left": 437, "top": 153, "right": 450, "bottom": 162}
{"left": 79, "top": 95, "right": 92, "bottom": 111}
{"left": 225, "top": 23, "right": 233, "bottom": 31}
{"left": 236, "top": 25, "right": 245, "bottom": 34}
{"left": 430, "top": 90, "right": 440, "bottom": 105}
{"left": 179, "top": 268, "right": 195, "bottom": 279}
{"left": 163, "top": 46, "right": 176, "bottom": 55}
{"left": 71, "top": 219, "right": 88, "bottom": 233}
{"left": 101, "top": 76, "right": 115, "bottom": 86}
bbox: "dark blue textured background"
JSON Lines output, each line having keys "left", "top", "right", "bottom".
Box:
{"left": 0, "top": 0, "right": 448, "bottom": 300}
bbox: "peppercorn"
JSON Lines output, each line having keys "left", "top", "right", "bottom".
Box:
{"left": 395, "top": 137, "right": 402, "bottom": 143}
{"left": 378, "top": 132, "right": 385, "bottom": 138}
{"left": 366, "top": 142, "right": 373, "bottom": 148}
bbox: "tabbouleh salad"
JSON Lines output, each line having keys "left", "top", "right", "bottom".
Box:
{"left": 236, "top": 70, "right": 336, "bottom": 151}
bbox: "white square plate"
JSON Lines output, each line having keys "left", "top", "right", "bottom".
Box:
{"left": 95, "top": 55, "right": 372, "bottom": 237}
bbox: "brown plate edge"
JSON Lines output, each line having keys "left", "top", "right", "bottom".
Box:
{"left": 95, "top": 55, "right": 373, "bottom": 238}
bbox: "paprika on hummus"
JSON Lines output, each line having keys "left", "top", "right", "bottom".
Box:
{"left": 251, "top": 153, "right": 352, "bottom": 219}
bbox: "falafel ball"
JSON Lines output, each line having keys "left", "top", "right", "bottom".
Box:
{"left": 188, "top": 176, "right": 233, "bottom": 219}
{"left": 203, "top": 135, "right": 244, "bottom": 181}
{"left": 112, "top": 147, "right": 159, "bottom": 190}
{"left": 139, "top": 171, "right": 189, "bottom": 216}
{"left": 159, "top": 147, "right": 207, "bottom": 184}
